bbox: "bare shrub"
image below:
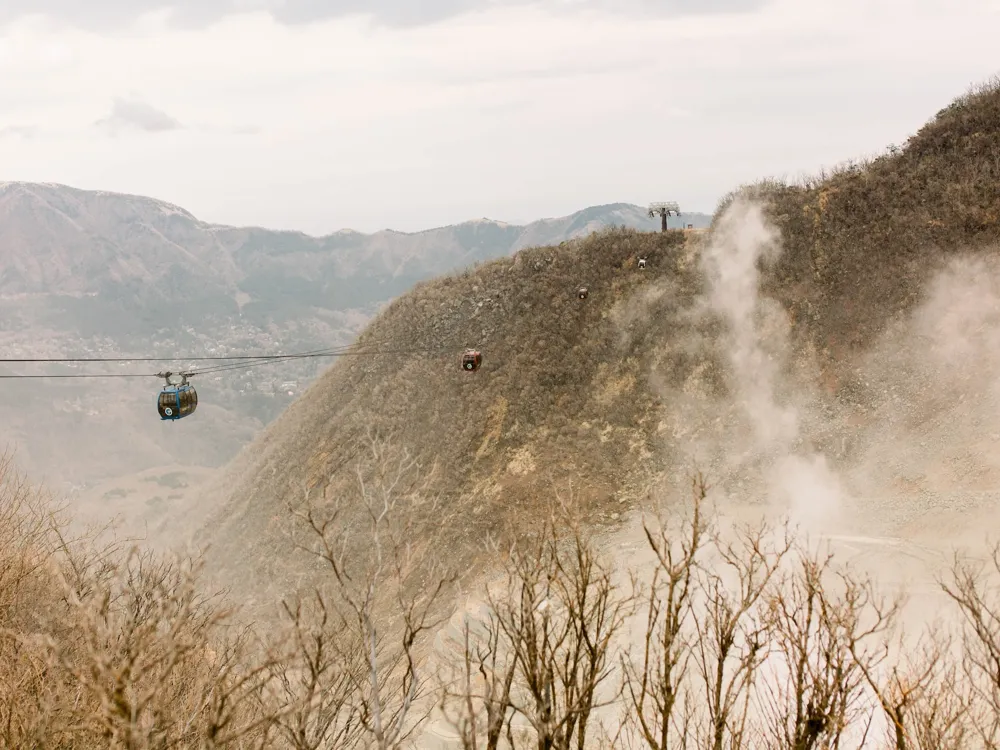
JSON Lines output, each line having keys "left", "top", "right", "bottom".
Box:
{"left": 436, "top": 613, "right": 518, "bottom": 750}
{"left": 878, "top": 634, "right": 968, "bottom": 750}
{"left": 290, "top": 432, "right": 459, "bottom": 749}
{"left": 620, "top": 474, "right": 709, "bottom": 750}
{"left": 441, "top": 491, "right": 635, "bottom": 750}
{"left": 267, "top": 591, "right": 365, "bottom": 750}
{"left": 761, "top": 541, "right": 899, "bottom": 750}
{"left": 0, "top": 454, "right": 284, "bottom": 749}
{"left": 938, "top": 542, "right": 1000, "bottom": 749}
{"left": 689, "top": 519, "right": 790, "bottom": 750}
{"left": 0, "top": 450, "right": 70, "bottom": 747}
{"left": 35, "top": 546, "right": 281, "bottom": 749}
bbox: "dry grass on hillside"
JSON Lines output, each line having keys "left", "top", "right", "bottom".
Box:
{"left": 12, "top": 446, "right": 1000, "bottom": 749}
{"left": 200, "top": 77, "right": 1000, "bottom": 616}
{"left": 716, "top": 76, "right": 1000, "bottom": 381}
{"left": 199, "top": 227, "right": 718, "bottom": 608}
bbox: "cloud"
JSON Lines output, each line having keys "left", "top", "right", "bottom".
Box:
{"left": 0, "top": 0, "right": 997, "bottom": 235}
{"left": 0, "top": 0, "right": 765, "bottom": 30}
{"left": 94, "top": 97, "right": 182, "bottom": 134}
{"left": 0, "top": 125, "right": 36, "bottom": 138}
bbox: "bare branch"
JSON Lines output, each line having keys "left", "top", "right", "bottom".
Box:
{"left": 621, "top": 472, "right": 709, "bottom": 750}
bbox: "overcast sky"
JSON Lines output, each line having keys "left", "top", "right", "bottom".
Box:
{"left": 0, "top": 0, "right": 997, "bottom": 235}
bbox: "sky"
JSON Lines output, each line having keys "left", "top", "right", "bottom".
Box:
{"left": 0, "top": 0, "right": 998, "bottom": 235}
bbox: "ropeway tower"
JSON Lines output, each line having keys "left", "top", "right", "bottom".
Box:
{"left": 648, "top": 201, "right": 681, "bottom": 232}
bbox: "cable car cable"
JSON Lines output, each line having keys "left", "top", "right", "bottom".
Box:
{"left": 0, "top": 342, "right": 470, "bottom": 380}
{"left": 183, "top": 346, "right": 455, "bottom": 377}
{"left": 0, "top": 372, "right": 155, "bottom": 379}
{"left": 1, "top": 339, "right": 483, "bottom": 420}
{"left": 0, "top": 349, "right": 353, "bottom": 364}
{"left": 0, "top": 341, "right": 457, "bottom": 366}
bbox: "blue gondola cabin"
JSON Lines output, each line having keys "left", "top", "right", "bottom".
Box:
{"left": 158, "top": 380, "right": 198, "bottom": 420}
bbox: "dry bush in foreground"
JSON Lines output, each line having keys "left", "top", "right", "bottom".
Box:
{"left": 15, "top": 441, "right": 1000, "bottom": 748}
{"left": 285, "top": 432, "right": 460, "bottom": 750}
{"left": 0, "top": 453, "right": 284, "bottom": 749}
{"left": 439, "top": 475, "right": 1000, "bottom": 750}
{"left": 436, "top": 492, "right": 635, "bottom": 750}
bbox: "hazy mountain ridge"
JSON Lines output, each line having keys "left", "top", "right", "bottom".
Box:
{"left": 0, "top": 183, "right": 704, "bottom": 290}
{"left": 195, "top": 227, "right": 699, "bottom": 608}
{"left": 0, "top": 183, "right": 708, "bottom": 332}
{"left": 0, "top": 184, "right": 707, "bottom": 510}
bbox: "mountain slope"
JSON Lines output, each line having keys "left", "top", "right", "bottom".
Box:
{"left": 194, "top": 226, "right": 700, "bottom": 607}
{"left": 0, "top": 186, "right": 708, "bottom": 496}
{"left": 193, "top": 78, "right": 1000, "bottom": 615}
{"left": 730, "top": 77, "right": 1000, "bottom": 392}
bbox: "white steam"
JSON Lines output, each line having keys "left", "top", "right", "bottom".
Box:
{"left": 699, "top": 199, "right": 844, "bottom": 532}
{"left": 847, "top": 252, "right": 1000, "bottom": 533}
{"left": 699, "top": 199, "right": 795, "bottom": 449}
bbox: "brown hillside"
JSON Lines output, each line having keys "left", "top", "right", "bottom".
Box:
{"left": 194, "top": 77, "right": 1000, "bottom": 615}
{"left": 730, "top": 77, "right": 1000, "bottom": 391}
{"left": 194, "top": 227, "right": 712, "bottom": 607}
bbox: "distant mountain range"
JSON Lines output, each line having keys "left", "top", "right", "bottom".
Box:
{"left": 0, "top": 182, "right": 709, "bottom": 337}
{"left": 0, "top": 181, "right": 710, "bottom": 497}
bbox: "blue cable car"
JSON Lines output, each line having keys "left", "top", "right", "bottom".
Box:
{"left": 156, "top": 372, "right": 198, "bottom": 421}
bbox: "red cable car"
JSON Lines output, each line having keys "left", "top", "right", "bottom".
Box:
{"left": 462, "top": 349, "right": 482, "bottom": 371}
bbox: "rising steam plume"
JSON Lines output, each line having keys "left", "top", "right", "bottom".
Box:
{"left": 698, "top": 199, "right": 846, "bottom": 534}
